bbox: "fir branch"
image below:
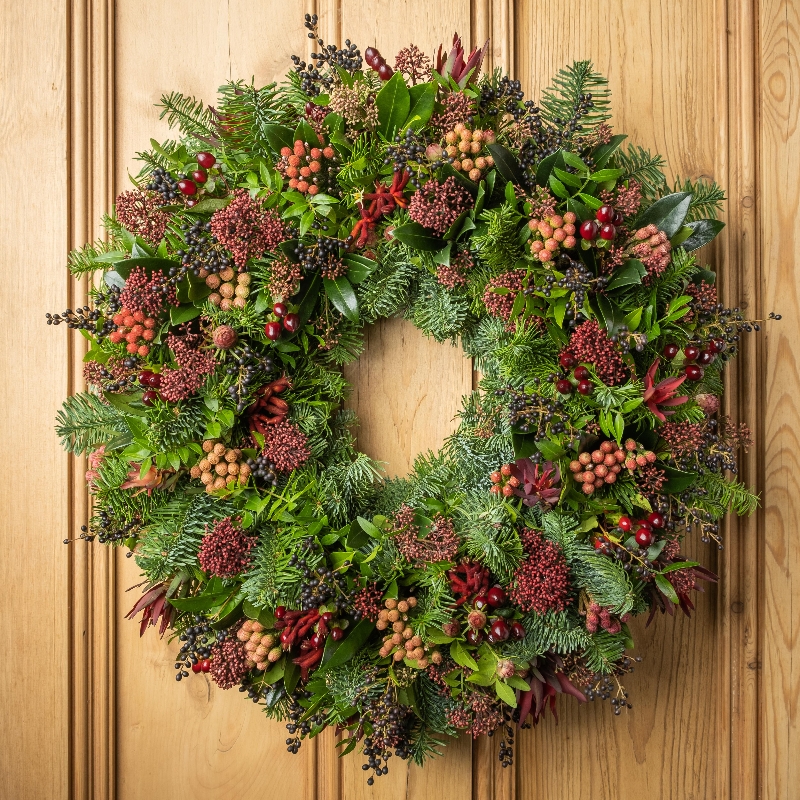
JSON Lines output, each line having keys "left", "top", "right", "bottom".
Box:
{"left": 215, "top": 80, "right": 283, "bottom": 156}
{"left": 673, "top": 176, "right": 726, "bottom": 222}
{"left": 56, "top": 392, "right": 127, "bottom": 455}
{"left": 582, "top": 630, "right": 628, "bottom": 674}
{"left": 697, "top": 473, "right": 759, "bottom": 516}
{"left": 612, "top": 144, "right": 668, "bottom": 200}
{"left": 157, "top": 91, "right": 215, "bottom": 142}
{"left": 506, "top": 610, "right": 591, "bottom": 660}
{"left": 357, "top": 245, "right": 417, "bottom": 323}
{"left": 67, "top": 239, "right": 121, "bottom": 278}
{"left": 409, "top": 273, "right": 473, "bottom": 343}
{"left": 539, "top": 61, "right": 612, "bottom": 130}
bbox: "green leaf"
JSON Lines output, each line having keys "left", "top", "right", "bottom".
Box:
{"left": 294, "top": 119, "right": 320, "bottom": 147}
{"left": 660, "top": 465, "right": 698, "bottom": 493}
{"left": 588, "top": 168, "right": 624, "bottom": 182}
{"left": 562, "top": 151, "right": 590, "bottom": 172}
{"left": 661, "top": 560, "right": 701, "bottom": 573}
{"left": 263, "top": 124, "right": 294, "bottom": 155}
{"left": 654, "top": 572, "right": 679, "bottom": 604}
{"left": 405, "top": 82, "right": 436, "bottom": 130}
{"left": 577, "top": 192, "right": 603, "bottom": 210}
{"left": 170, "top": 304, "right": 201, "bottom": 325}
{"left": 487, "top": 144, "right": 526, "bottom": 186}
{"left": 376, "top": 72, "right": 410, "bottom": 140}
{"left": 450, "top": 640, "right": 479, "bottom": 671}
{"left": 390, "top": 221, "right": 444, "bottom": 251}
{"left": 321, "top": 620, "right": 374, "bottom": 671}
{"left": 535, "top": 150, "right": 564, "bottom": 187}
{"left": 681, "top": 219, "right": 725, "bottom": 251}
{"left": 343, "top": 253, "right": 377, "bottom": 285}
{"left": 606, "top": 259, "right": 647, "bottom": 291}
{"left": 548, "top": 174, "right": 570, "bottom": 199}
{"left": 283, "top": 659, "right": 300, "bottom": 694}
{"left": 511, "top": 431, "right": 539, "bottom": 459}
{"left": 553, "top": 166, "right": 584, "bottom": 188}
{"left": 592, "top": 134, "right": 627, "bottom": 169}
{"left": 636, "top": 192, "right": 692, "bottom": 238}
{"left": 536, "top": 438, "right": 566, "bottom": 460}
{"left": 168, "top": 592, "right": 229, "bottom": 612}
{"left": 113, "top": 257, "right": 178, "bottom": 280}
{"left": 494, "top": 679, "right": 517, "bottom": 707}
{"left": 185, "top": 197, "right": 231, "bottom": 214}
{"left": 323, "top": 276, "right": 359, "bottom": 322}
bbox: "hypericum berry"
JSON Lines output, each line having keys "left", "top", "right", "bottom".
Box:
{"left": 378, "top": 63, "right": 393, "bottom": 80}
{"left": 599, "top": 223, "right": 616, "bottom": 240}
{"left": 465, "top": 628, "right": 484, "bottom": 645}
{"left": 596, "top": 205, "right": 615, "bottom": 223}
{"left": 487, "top": 586, "right": 507, "bottom": 608}
{"left": 618, "top": 516, "right": 633, "bottom": 532}
{"left": 635, "top": 527, "right": 653, "bottom": 547}
{"left": 139, "top": 370, "right": 154, "bottom": 386}
{"left": 273, "top": 302, "right": 287, "bottom": 317}
{"left": 663, "top": 343, "right": 679, "bottom": 359}
{"left": 647, "top": 512, "right": 665, "bottom": 528}
{"left": 510, "top": 621, "right": 526, "bottom": 640}
{"left": 364, "top": 46, "right": 381, "bottom": 66}
{"left": 142, "top": 389, "right": 159, "bottom": 406}
{"left": 473, "top": 595, "right": 490, "bottom": 611}
{"left": 580, "top": 220, "right": 598, "bottom": 240}
{"left": 264, "top": 321, "right": 282, "bottom": 340}
{"left": 612, "top": 211, "right": 624, "bottom": 226}
{"left": 577, "top": 379, "right": 594, "bottom": 395}
{"left": 283, "top": 313, "right": 300, "bottom": 333}
{"left": 192, "top": 660, "right": 202, "bottom": 673}
{"left": 177, "top": 179, "right": 197, "bottom": 196}
{"left": 309, "top": 633, "right": 324, "bottom": 649}
{"left": 698, "top": 349, "right": 715, "bottom": 365}
{"left": 200, "top": 659, "right": 211, "bottom": 673}
{"left": 490, "top": 618, "right": 510, "bottom": 641}
{"left": 556, "top": 378, "right": 573, "bottom": 394}
{"left": 683, "top": 345, "right": 700, "bottom": 362}
{"left": 275, "top": 606, "right": 287, "bottom": 619}
{"left": 710, "top": 338, "right": 725, "bottom": 353}
{"left": 191, "top": 169, "right": 207, "bottom": 184}
{"left": 148, "top": 373, "right": 162, "bottom": 389}
{"left": 331, "top": 627, "right": 344, "bottom": 641}
{"left": 196, "top": 152, "right": 216, "bottom": 169}
{"left": 685, "top": 364, "right": 704, "bottom": 381}
{"left": 559, "top": 352, "right": 577, "bottom": 369}
{"left": 574, "top": 366, "right": 590, "bottom": 380}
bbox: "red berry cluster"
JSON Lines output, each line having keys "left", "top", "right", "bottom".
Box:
{"left": 568, "top": 440, "right": 627, "bottom": 495}
{"left": 259, "top": 419, "right": 311, "bottom": 473}
{"left": 138, "top": 369, "right": 162, "bottom": 406}
{"left": 208, "top": 636, "right": 250, "bottom": 689}
{"left": 364, "top": 46, "right": 394, "bottom": 81}
{"left": 662, "top": 338, "right": 724, "bottom": 382}
{"left": 585, "top": 602, "right": 627, "bottom": 634}
{"left": 509, "top": 528, "right": 570, "bottom": 614}
{"left": 463, "top": 586, "right": 525, "bottom": 646}
{"left": 108, "top": 306, "right": 158, "bottom": 357}
{"left": 528, "top": 211, "right": 578, "bottom": 262}
{"left": 565, "top": 319, "right": 627, "bottom": 385}
{"left": 556, "top": 351, "right": 595, "bottom": 396}
{"left": 198, "top": 517, "right": 256, "bottom": 578}
{"left": 177, "top": 151, "right": 217, "bottom": 202}
{"left": 408, "top": 176, "right": 472, "bottom": 235}
{"left": 482, "top": 269, "right": 526, "bottom": 324}
{"left": 264, "top": 302, "right": 300, "bottom": 341}
{"left": 277, "top": 139, "right": 336, "bottom": 195}
{"left": 579, "top": 204, "right": 623, "bottom": 243}
{"left": 615, "top": 511, "right": 666, "bottom": 549}
{"left": 489, "top": 462, "right": 520, "bottom": 496}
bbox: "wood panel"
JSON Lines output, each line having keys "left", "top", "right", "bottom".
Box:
{"left": 113, "top": 4, "right": 318, "bottom": 799}
{"left": 759, "top": 0, "right": 800, "bottom": 797}
{"left": 0, "top": 2, "right": 70, "bottom": 800}
{"left": 513, "top": 3, "right": 728, "bottom": 798}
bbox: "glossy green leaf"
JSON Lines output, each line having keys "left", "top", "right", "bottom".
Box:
{"left": 376, "top": 72, "right": 410, "bottom": 140}
{"left": 654, "top": 572, "right": 679, "bottom": 604}
{"left": 185, "top": 197, "right": 231, "bottom": 214}
{"left": 681, "top": 218, "right": 726, "bottom": 251}
{"left": 405, "top": 82, "right": 436, "bottom": 130}
{"left": 263, "top": 124, "right": 294, "bottom": 154}
{"left": 390, "top": 221, "right": 445, "bottom": 251}
{"left": 323, "top": 276, "right": 359, "bottom": 322}
{"left": 636, "top": 192, "right": 692, "bottom": 238}
{"left": 343, "top": 253, "right": 377, "bottom": 285}
{"left": 488, "top": 143, "right": 526, "bottom": 186}
{"left": 606, "top": 258, "right": 647, "bottom": 290}
{"left": 495, "top": 680, "right": 517, "bottom": 707}
{"left": 321, "top": 620, "right": 375, "bottom": 671}
{"left": 169, "top": 304, "right": 201, "bottom": 325}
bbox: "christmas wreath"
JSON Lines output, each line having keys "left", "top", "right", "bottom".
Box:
{"left": 50, "top": 17, "right": 775, "bottom": 781}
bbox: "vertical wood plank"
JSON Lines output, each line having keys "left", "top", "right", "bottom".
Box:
{"left": 513, "top": 3, "right": 728, "bottom": 799}
{"left": 333, "top": 6, "right": 477, "bottom": 800}
{"left": 0, "top": 2, "right": 70, "bottom": 800}
{"left": 113, "top": 4, "right": 317, "bottom": 799}
{"left": 759, "top": 0, "right": 800, "bottom": 797}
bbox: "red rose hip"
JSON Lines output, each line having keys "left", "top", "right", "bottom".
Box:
{"left": 663, "top": 343, "right": 679, "bottom": 359}
{"left": 510, "top": 622, "right": 526, "bottom": 640}
{"left": 377, "top": 63, "right": 394, "bottom": 80}
{"left": 618, "top": 516, "right": 633, "bottom": 532}
{"left": 191, "top": 169, "right": 207, "bottom": 184}
{"left": 574, "top": 366, "right": 590, "bottom": 380}
{"left": 559, "top": 352, "right": 577, "bottom": 369}
{"left": 683, "top": 345, "right": 700, "bottom": 362}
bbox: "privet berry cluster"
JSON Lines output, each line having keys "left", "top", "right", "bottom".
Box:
{"left": 51, "top": 23, "right": 774, "bottom": 778}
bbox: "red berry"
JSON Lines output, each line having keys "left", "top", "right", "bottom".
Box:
{"left": 663, "top": 343, "right": 679, "bottom": 359}
{"left": 331, "top": 627, "right": 344, "bottom": 641}
{"left": 647, "top": 512, "right": 665, "bottom": 528}
{"left": 321, "top": 611, "right": 334, "bottom": 623}
{"left": 364, "top": 46, "right": 380, "bottom": 64}
{"left": 594, "top": 536, "right": 606, "bottom": 550}
{"left": 577, "top": 379, "right": 594, "bottom": 395}
{"left": 596, "top": 205, "right": 615, "bottom": 223}
{"left": 275, "top": 606, "right": 287, "bottom": 619}
{"left": 636, "top": 519, "right": 652, "bottom": 530}
{"left": 579, "top": 220, "right": 598, "bottom": 240}
{"left": 599, "top": 223, "right": 616, "bottom": 240}
{"left": 685, "top": 364, "right": 704, "bottom": 381}
{"left": 559, "top": 352, "right": 577, "bottom": 369}
{"left": 200, "top": 659, "right": 211, "bottom": 673}
{"left": 473, "top": 595, "right": 490, "bottom": 611}
{"left": 191, "top": 169, "right": 207, "bottom": 184}
{"left": 273, "top": 302, "right": 287, "bottom": 317}
{"left": 138, "top": 370, "right": 154, "bottom": 385}
{"left": 487, "top": 586, "right": 507, "bottom": 608}
{"left": 710, "top": 338, "right": 725, "bottom": 353}
{"left": 574, "top": 365, "right": 590, "bottom": 380}
{"left": 177, "top": 179, "right": 197, "bottom": 196}
{"left": 309, "top": 633, "right": 324, "bottom": 649}
{"left": 618, "top": 516, "right": 633, "bottom": 532}
{"left": 142, "top": 390, "right": 159, "bottom": 406}
{"left": 612, "top": 211, "right": 624, "bottom": 226}
{"left": 264, "top": 321, "right": 282, "bottom": 340}
{"left": 683, "top": 345, "right": 700, "bottom": 362}
{"left": 192, "top": 661, "right": 202, "bottom": 673}
{"left": 510, "top": 622, "right": 526, "bottom": 640}
{"left": 283, "top": 313, "right": 300, "bottom": 333}
{"left": 635, "top": 528, "right": 653, "bottom": 547}
{"left": 377, "top": 63, "right": 394, "bottom": 80}
{"left": 280, "top": 629, "right": 292, "bottom": 644}
{"left": 698, "top": 350, "right": 715, "bottom": 365}
{"left": 465, "top": 629, "right": 483, "bottom": 645}
{"left": 490, "top": 619, "right": 510, "bottom": 641}
{"left": 196, "top": 152, "right": 216, "bottom": 169}
{"left": 556, "top": 379, "right": 573, "bottom": 395}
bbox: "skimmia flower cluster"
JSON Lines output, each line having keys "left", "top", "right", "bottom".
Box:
{"left": 51, "top": 19, "right": 776, "bottom": 779}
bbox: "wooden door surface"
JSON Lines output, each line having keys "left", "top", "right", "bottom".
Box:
{"left": 2, "top": 1, "right": 798, "bottom": 799}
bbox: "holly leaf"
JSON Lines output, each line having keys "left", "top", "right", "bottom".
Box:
{"left": 323, "top": 276, "right": 359, "bottom": 322}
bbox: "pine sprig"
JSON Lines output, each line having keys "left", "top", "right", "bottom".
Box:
{"left": 157, "top": 91, "right": 215, "bottom": 142}
{"left": 539, "top": 61, "right": 612, "bottom": 130}
{"left": 613, "top": 144, "right": 668, "bottom": 200}
{"left": 56, "top": 392, "right": 127, "bottom": 455}
{"left": 67, "top": 239, "right": 121, "bottom": 278}
{"left": 673, "top": 176, "right": 726, "bottom": 221}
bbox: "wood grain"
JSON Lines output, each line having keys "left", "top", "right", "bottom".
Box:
{"left": 759, "top": 0, "right": 800, "bottom": 797}
{"left": 0, "top": 2, "right": 70, "bottom": 800}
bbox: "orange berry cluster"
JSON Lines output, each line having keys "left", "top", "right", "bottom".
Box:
{"left": 278, "top": 139, "right": 336, "bottom": 195}
{"left": 528, "top": 211, "right": 578, "bottom": 263}
{"left": 443, "top": 124, "right": 496, "bottom": 181}
{"left": 489, "top": 463, "right": 520, "bottom": 496}
{"left": 190, "top": 440, "right": 251, "bottom": 493}
{"left": 237, "top": 619, "right": 281, "bottom": 671}
{"left": 205, "top": 268, "right": 250, "bottom": 310}
{"left": 568, "top": 439, "right": 656, "bottom": 495}
{"left": 108, "top": 306, "right": 158, "bottom": 357}
{"left": 375, "top": 596, "right": 441, "bottom": 669}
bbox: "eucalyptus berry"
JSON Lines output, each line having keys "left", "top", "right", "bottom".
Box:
{"left": 191, "top": 169, "right": 207, "bottom": 184}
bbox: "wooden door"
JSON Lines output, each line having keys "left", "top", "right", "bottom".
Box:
{"left": 2, "top": 1, "right": 798, "bottom": 798}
